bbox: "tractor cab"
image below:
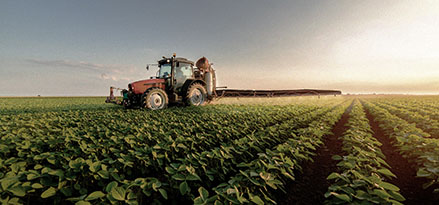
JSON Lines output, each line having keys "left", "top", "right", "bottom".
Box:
{"left": 156, "top": 55, "right": 195, "bottom": 93}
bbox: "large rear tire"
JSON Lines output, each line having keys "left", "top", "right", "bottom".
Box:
{"left": 141, "top": 88, "right": 168, "bottom": 110}
{"left": 185, "top": 83, "right": 207, "bottom": 106}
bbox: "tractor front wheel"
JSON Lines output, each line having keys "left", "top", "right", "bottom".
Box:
{"left": 141, "top": 88, "right": 169, "bottom": 110}
{"left": 186, "top": 83, "right": 207, "bottom": 106}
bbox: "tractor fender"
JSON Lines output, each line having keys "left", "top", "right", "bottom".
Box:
{"left": 180, "top": 79, "right": 206, "bottom": 96}
{"left": 144, "top": 86, "right": 165, "bottom": 94}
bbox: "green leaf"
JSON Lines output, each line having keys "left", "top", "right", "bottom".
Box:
{"left": 417, "top": 168, "right": 431, "bottom": 177}
{"left": 329, "top": 192, "right": 351, "bottom": 202}
{"left": 179, "top": 181, "right": 189, "bottom": 195}
{"left": 32, "top": 183, "right": 44, "bottom": 189}
{"left": 373, "top": 189, "right": 391, "bottom": 199}
{"left": 186, "top": 174, "right": 201, "bottom": 181}
{"left": 152, "top": 182, "right": 161, "bottom": 191}
{"left": 327, "top": 172, "right": 340, "bottom": 180}
{"left": 48, "top": 169, "right": 64, "bottom": 178}
{"left": 388, "top": 190, "right": 405, "bottom": 201}
{"left": 41, "top": 187, "right": 57, "bottom": 198}
{"left": 89, "top": 162, "right": 101, "bottom": 173}
{"left": 422, "top": 180, "right": 436, "bottom": 189}
{"left": 354, "top": 190, "right": 368, "bottom": 200}
{"left": 377, "top": 157, "right": 390, "bottom": 168}
{"left": 172, "top": 174, "right": 185, "bottom": 181}
{"left": 332, "top": 155, "right": 342, "bottom": 160}
{"left": 198, "top": 187, "right": 209, "bottom": 201}
{"left": 9, "top": 186, "right": 26, "bottom": 197}
{"left": 388, "top": 200, "right": 404, "bottom": 205}
{"left": 34, "top": 164, "right": 43, "bottom": 169}
{"left": 111, "top": 186, "right": 126, "bottom": 201}
{"left": 105, "top": 181, "right": 118, "bottom": 192}
{"left": 165, "top": 166, "right": 175, "bottom": 174}
{"left": 214, "top": 200, "right": 223, "bottom": 205}
{"left": 379, "top": 182, "right": 400, "bottom": 191}
{"left": 85, "top": 191, "right": 106, "bottom": 201}
{"left": 97, "top": 170, "right": 109, "bottom": 179}
{"left": 335, "top": 193, "right": 351, "bottom": 202}
{"left": 60, "top": 187, "right": 73, "bottom": 197}
{"left": 127, "top": 191, "right": 136, "bottom": 200}
{"left": 1, "top": 178, "right": 18, "bottom": 190}
{"left": 159, "top": 189, "right": 168, "bottom": 200}
{"left": 250, "top": 195, "right": 264, "bottom": 205}
{"left": 7, "top": 197, "right": 21, "bottom": 205}
{"left": 193, "top": 196, "right": 203, "bottom": 204}
{"left": 226, "top": 188, "right": 236, "bottom": 195}
{"left": 377, "top": 168, "right": 397, "bottom": 178}
{"left": 27, "top": 173, "right": 40, "bottom": 180}
{"left": 75, "top": 201, "right": 91, "bottom": 205}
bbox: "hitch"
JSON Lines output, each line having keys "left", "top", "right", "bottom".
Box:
{"left": 105, "top": 86, "right": 123, "bottom": 105}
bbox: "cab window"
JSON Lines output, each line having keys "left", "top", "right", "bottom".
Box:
{"left": 175, "top": 63, "right": 193, "bottom": 78}
{"left": 159, "top": 64, "right": 172, "bottom": 78}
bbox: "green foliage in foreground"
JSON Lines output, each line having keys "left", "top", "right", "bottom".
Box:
{"left": 0, "top": 97, "right": 348, "bottom": 204}
{"left": 5, "top": 96, "right": 439, "bottom": 204}
{"left": 325, "top": 100, "right": 404, "bottom": 205}
{"left": 363, "top": 100, "right": 439, "bottom": 194}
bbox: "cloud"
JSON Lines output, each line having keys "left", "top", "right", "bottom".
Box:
{"left": 27, "top": 58, "right": 138, "bottom": 82}
{"left": 28, "top": 59, "right": 106, "bottom": 71}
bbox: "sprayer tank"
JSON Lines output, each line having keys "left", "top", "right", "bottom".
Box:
{"left": 205, "top": 68, "right": 215, "bottom": 95}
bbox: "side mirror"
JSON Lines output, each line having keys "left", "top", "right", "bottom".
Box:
{"left": 146, "top": 65, "right": 149, "bottom": 70}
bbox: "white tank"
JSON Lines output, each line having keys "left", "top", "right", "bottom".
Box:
{"left": 205, "top": 66, "right": 215, "bottom": 96}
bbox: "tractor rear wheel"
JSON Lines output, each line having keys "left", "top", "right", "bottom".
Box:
{"left": 186, "top": 83, "right": 207, "bottom": 106}
{"left": 141, "top": 88, "right": 168, "bottom": 110}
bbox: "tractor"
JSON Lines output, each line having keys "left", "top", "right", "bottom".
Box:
{"left": 106, "top": 54, "right": 216, "bottom": 110}
{"left": 106, "top": 54, "right": 343, "bottom": 110}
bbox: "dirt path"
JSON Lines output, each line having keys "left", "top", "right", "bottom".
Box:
{"left": 280, "top": 102, "right": 353, "bottom": 204}
{"left": 363, "top": 106, "right": 439, "bottom": 204}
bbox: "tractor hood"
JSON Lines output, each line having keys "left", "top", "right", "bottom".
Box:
{"left": 129, "top": 78, "right": 165, "bottom": 94}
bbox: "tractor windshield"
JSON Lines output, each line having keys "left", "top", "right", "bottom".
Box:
{"left": 158, "top": 64, "right": 172, "bottom": 78}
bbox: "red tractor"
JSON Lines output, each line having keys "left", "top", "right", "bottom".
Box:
{"left": 106, "top": 54, "right": 343, "bottom": 110}
{"left": 106, "top": 54, "right": 216, "bottom": 110}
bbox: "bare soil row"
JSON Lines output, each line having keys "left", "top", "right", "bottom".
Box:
{"left": 280, "top": 102, "right": 438, "bottom": 204}
{"left": 280, "top": 102, "right": 353, "bottom": 204}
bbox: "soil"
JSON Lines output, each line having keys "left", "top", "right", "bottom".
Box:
{"left": 280, "top": 102, "right": 353, "bottom": 205}
{"left": 363, "top": 105, "right": 439, "bottom": 205}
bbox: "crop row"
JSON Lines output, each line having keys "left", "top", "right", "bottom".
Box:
{"left": 0, "top": 97, "right": 112, "bottom": 115}
{"left": 134, "top": 102, "right": 340, "bottom": 204}
{"left": 325, "top": 100, "right": 404, "bottom": 205}
{"left": 362, "top": 100, "right": 439, "bottom": 194}
{"left": 376, "top": 97, "right": 439, "bottom": 111}
{"left": 200, "top": 100, "right": 352, "bottom": 204}
{"left": 1, "top": 102, "right": 333, "bottom": 156}
{"left": 0, "top": 99, "right": 347, "bottom": 204}
{"left": 371, "top": 101, "right": 439, "bottom": 138}
{"left": 378, "top": 100, "right": 439, "bottom": 123}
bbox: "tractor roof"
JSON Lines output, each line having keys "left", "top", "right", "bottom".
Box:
{"left": 158, "top": 57, "right": 194, "bottom": 65}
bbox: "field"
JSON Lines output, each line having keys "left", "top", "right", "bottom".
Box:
{"left": 1, "top": 96, "right": 439, "bottom": 204}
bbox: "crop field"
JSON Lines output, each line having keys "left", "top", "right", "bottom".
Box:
{"left": 1, "top": 96, "right": 439, "bottom": 204}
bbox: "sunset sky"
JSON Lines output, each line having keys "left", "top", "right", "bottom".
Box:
{"left": 1, "top": 0, "right": 439, "bottom": 96}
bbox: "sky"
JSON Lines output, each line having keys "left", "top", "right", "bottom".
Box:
{"left": 1, "top": 0, "right": 439, "bottom": 96}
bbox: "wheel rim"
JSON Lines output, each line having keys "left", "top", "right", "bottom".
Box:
{"left": 148, "top": 93, "right": 164, "bottom": 110}
{"left": 190, "top": 88, "right": 205, "bottom": 106}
